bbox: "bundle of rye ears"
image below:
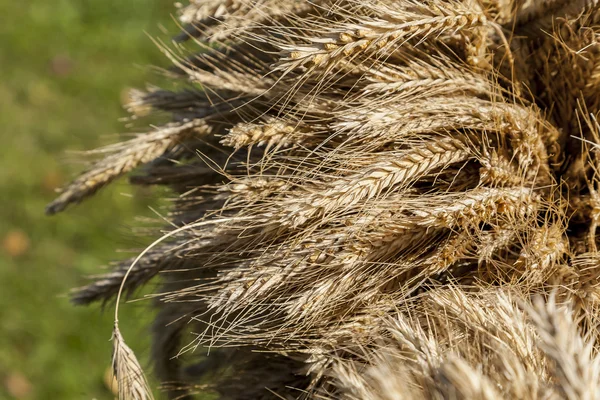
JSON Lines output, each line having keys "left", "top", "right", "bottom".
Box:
{"left": 47, "top": 0, "right": 600, "bottom": 399}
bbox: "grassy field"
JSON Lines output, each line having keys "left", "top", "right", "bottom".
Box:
{"left": 0, "top": 1, "right": 185, "bottom": 398}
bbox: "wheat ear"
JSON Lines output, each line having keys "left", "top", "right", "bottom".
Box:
{"left": 288, "top": 138, "right": 471, "bottom": 226}
{"left": 277, "top": 1, "right": 488, "bottom": 72}
{"left": 46, "top": 120, "right": 210, "bottom": 215}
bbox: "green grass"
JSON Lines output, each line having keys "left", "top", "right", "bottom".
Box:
{"left": 0, "top": 1, "right": 187, "bottom": 398}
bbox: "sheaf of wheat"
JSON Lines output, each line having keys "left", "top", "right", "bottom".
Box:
{"left": 48, "top": 0, "right": 600, "bottom": 399}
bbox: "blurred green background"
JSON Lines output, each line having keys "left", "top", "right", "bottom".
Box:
{"left": 0, "top": 1, "right": 182, "bottom": 398}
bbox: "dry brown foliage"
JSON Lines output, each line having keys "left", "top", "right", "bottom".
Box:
{"left": 49, "top": 0, "right": 600, "bottom": 399}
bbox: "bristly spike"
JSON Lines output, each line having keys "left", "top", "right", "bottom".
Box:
{"left": 112, "top": 324, "right": 154, "bottom": 400}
